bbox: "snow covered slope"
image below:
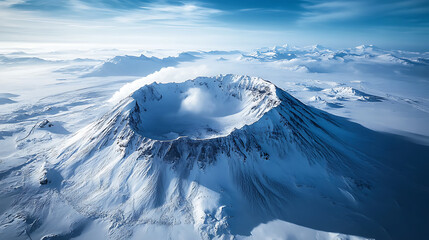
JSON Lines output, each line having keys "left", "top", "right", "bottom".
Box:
{"left": 84, "top": 52, "right": 197, "bottom": 77}
{"left": 5, "top": 74, "right": 421, "bottom": 239}
{"left": 242, "top": 44, "right": 429, "bottom": 65}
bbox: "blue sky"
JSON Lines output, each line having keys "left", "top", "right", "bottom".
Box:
{"left": 1, "top": 0, "right": 428, "bottom": 50}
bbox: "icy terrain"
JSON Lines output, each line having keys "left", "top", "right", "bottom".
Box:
{"left": 0, "top": 45, "right": 428, "bottom": 240}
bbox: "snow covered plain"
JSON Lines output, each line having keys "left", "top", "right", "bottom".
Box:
{"left": 0, "top": 45, "right": 428, "bottom": 240}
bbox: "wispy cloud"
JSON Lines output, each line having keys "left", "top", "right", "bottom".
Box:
{"left": 299, "top": 0, "right": 429, "bottom": 24}
{"left": 0, "top": 0, "right": 279, "bottom": 50}
{"left": 299, "top": 1, "right": 367, "bottom": 23}
{"left": 0, "top": 0, "right": 26, "bottom": 7}
{"left": 113, "top": 3, "right": 223, "bottom": 26}
{"left": 0, "top": 0, "right": 224, "bottom": 27}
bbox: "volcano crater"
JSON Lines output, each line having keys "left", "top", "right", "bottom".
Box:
{"left": 129, "top": 75, "right": 280, "bottom": 141}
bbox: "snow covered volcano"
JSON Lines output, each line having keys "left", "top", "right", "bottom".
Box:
{"left": 41, "top": 74, "right": 429, "bottom": 240}
{"left": 129, "top": 75, "right": 279, "bottom": 140}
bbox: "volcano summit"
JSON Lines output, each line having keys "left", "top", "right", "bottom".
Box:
{"left": 2, "top": 75, "right": 429, "bottom": 240}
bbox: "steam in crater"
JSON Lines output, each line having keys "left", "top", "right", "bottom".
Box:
{"left": 179, "top": 88, "right": 215, "bottom": 115}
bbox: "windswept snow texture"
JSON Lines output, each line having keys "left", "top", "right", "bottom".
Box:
{"left": 84, "top": 52, "right": 198, "bottom": 77}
